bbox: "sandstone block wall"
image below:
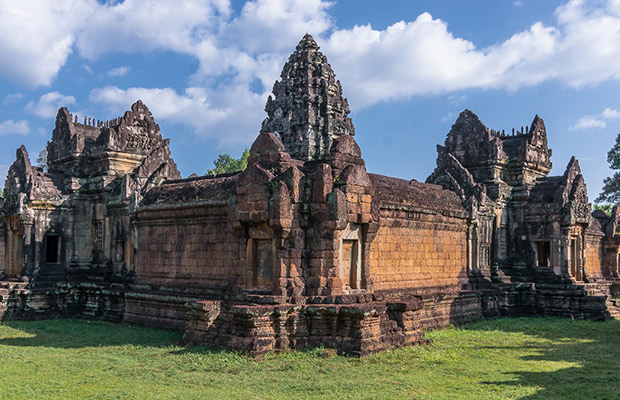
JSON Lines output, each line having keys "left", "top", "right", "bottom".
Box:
{"left": 136, "top": 205, "right": 243, "bottom": 289}
{"left": 370, "top": 210, "right": 468, "bottom": 291}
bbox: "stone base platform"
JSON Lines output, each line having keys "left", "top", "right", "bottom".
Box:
{"left": 181, "top": 290, "right": 486, "bottom": 356}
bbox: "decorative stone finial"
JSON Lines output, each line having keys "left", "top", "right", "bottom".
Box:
{"left": 297, "top": 33, "right": 319, "bottom": 51}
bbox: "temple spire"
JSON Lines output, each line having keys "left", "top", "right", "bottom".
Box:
{"left": 261, "top": 34, "right": 355, "bottom": 161}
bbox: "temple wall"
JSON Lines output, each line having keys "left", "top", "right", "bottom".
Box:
{"left": 135, "top": 204, "right": 243, "bottom": 289}
{"left": 585, "top": 234, "right": 605, "bottom": 280}
{"left": 369, "top": 209, "right": 468, "bottom": 291}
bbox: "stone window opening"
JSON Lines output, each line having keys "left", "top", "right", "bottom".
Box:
{"left": 536, "top": 241, "right": 551, "bottom": 267}
{"left": 45, "top": 234, "right": 61, "bottom": 264}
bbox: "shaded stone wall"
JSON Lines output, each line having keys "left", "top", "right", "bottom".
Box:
{"left": 135, "top": 204, "right": 242, "bottom": 289}
{"left": 369, "top": 210, "right": 468, "bottom": 291}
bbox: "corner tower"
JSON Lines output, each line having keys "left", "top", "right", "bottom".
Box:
{"left": 261, "top": 34, "right": 355, "bottom": 161}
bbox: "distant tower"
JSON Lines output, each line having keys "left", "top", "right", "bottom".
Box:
{"left": 261, "top": 34, "right": 355, "bottom": 161}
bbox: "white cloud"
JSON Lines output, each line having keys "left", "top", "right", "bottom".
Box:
{"left": 441, "top": 112, "right": 456, "bottom": 123}
{"left": 0, "top": 1, "right": 93, "bottom": 87}
{"left": 107, "top": 66, "right": 131, "bottom": 77}
{"left": 223, "top": 0, "right": 332, "bottom": 54}
{"left": 90, "top": 85, "right": 265, "bottom": 147}
{"left": 602, "top": 108, "right": 620, "bottom": 119}
{"left": 26, "top": 92, "right": 76, "bottom": 119}
{"left": 3, "top": 93, "right": 24, "bottom": 105}
{"left": 570, "top": 107, "right": 620, "bottom": 130}
{"left": 0, "top": 120, "right": 30, "bottom": 136}
{"left": 571, "top": 116, "right": 608, "bottom": 130}
{"left": 76, "top": 0, "right": 230, "bottom": 59}
{"left": 3, "top": 0, "right": 620, "bottom": 147}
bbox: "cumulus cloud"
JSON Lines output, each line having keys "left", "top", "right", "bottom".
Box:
{"left": 76, "top": 0, "right": 230, "bottom": 59}
{"left": 0, "top": 120, "right": 30, "bottom": 136}
{"left": 26, "top": 92, "right": 76, "bottom": 119}
{"left": 90, "top": 85, "right": 265, "bottom": 147}
{"left": 324, "top": 0, "right": 620, "bottom": 108}
{"left": 223, "top": 0, "right": 332, "bottom": 54}
{"left": 570, "top": 107, "right": 620, "bottom": 130}
{"left": 107, "top": 66, "right": 131, "bottom": 77}
{"left": 0, "top": 1, "right": 92, "bottom": 87}
{"left": 3, "top": 0, "right": 620, "bottom": 146}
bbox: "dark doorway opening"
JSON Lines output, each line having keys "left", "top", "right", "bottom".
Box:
{"left": 537, "top": 241, "right": 551, "bottom": 267}
{"left": 45, "top": 235, "right": 60, "bottom": 264}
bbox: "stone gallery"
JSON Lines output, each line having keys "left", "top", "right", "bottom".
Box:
{"left": 1, "top": 35, "right": 619, "bottom": 356}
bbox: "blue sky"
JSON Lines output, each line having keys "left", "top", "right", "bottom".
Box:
{"left": 1, "top": 0, "right": 619, "bottom": 201}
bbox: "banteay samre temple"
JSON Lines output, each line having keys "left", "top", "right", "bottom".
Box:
{"left": 1, "top": 35, "right": 619, "bottom": 356}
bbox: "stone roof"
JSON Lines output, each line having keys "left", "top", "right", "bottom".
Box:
{"left": 140, "top": 173, "right": 239, "bottom": 206}
{"left": 28, "top": 167, "right": 66, "bottom": 201}
{"left": 588, "top": 210, "right": 610, "bottom": 236}
{"left": 369, "top": 173, "right": 467, "bottom": 217}
{"left": 528, "top": 176, "right": 564, "bottom": 205}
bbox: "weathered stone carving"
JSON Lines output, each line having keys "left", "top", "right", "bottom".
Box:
{"left": 261, "top": 34, "right": 355, "bottom": 161}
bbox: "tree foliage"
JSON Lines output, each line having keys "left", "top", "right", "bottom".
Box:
{"left": 593, "top": 203, "right": 613, "bottom": 216}
{"left": 597, "top": 132, "right": 620, "bottom": 204}
{"left": 207, "top": 148, "right": 250, "bottom": 175}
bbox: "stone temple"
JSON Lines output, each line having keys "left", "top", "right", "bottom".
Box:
{"left": 1, "top": 34, "right": 619, "bottom": 355}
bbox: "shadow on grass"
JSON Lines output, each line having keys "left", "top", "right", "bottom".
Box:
{"left": 462, "top": 317, "right": 620, "bottom": 400}
{"left": 0, "top": 318, "right": 305, "bottom": 358}
{"left": 0, "top": 318, "right": 186, "bottom": 349}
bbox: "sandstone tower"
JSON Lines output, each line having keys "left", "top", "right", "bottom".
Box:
{"left": 261, "top": 34, "right": 355, "bottom": 161}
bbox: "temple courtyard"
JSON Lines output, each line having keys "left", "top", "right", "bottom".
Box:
{"left": 0, "top": 317, "right": 618, "bottom": 399}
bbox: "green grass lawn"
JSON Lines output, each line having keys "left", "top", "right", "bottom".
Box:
{"left": 0, "top": 317, "right": 619, "bottom": 399}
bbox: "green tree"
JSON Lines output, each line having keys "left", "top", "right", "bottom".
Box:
{"left": 594, "top": 203, "right": 613, "bottom": 216}
{"left": 207, "top": 148, "right": 250, "bottom": 175}
{"left": 36, "top": 147, "right": 48, "bottom": 171}
{"left": 597, "top": 132, "right": 620, "bottom": 204}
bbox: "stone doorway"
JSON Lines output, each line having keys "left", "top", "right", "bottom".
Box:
{"left": 340, "top": 223, "right": 362, "bottom": 291}
{"left": 246, "top": 224, "right": 275, "bottom": 292}
{"left": 536, "top": 241, "right": 551, "bottom": 267}
{"left": 7, "top": 231, "right": 23, "bottom": 277}
{"left": 45, "top": 234, "right": 61, "bottom": 264}
{"left": 254, "top": 239, "right": 273, "bottom": 289}
{"left": 341, "top": 239, "right": 359, "bottom": 289}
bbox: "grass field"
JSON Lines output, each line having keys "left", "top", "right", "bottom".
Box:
{"left": 0, "top": 317, "right": 619, "bottom": 399}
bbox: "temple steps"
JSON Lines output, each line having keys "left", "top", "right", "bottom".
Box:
{"left": 492, "top": 264, "right": 620, "bottom": 321}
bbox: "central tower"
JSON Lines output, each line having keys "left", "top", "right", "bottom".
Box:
{"left": 261, "top": 34, "right": 355, "bottom": 161}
